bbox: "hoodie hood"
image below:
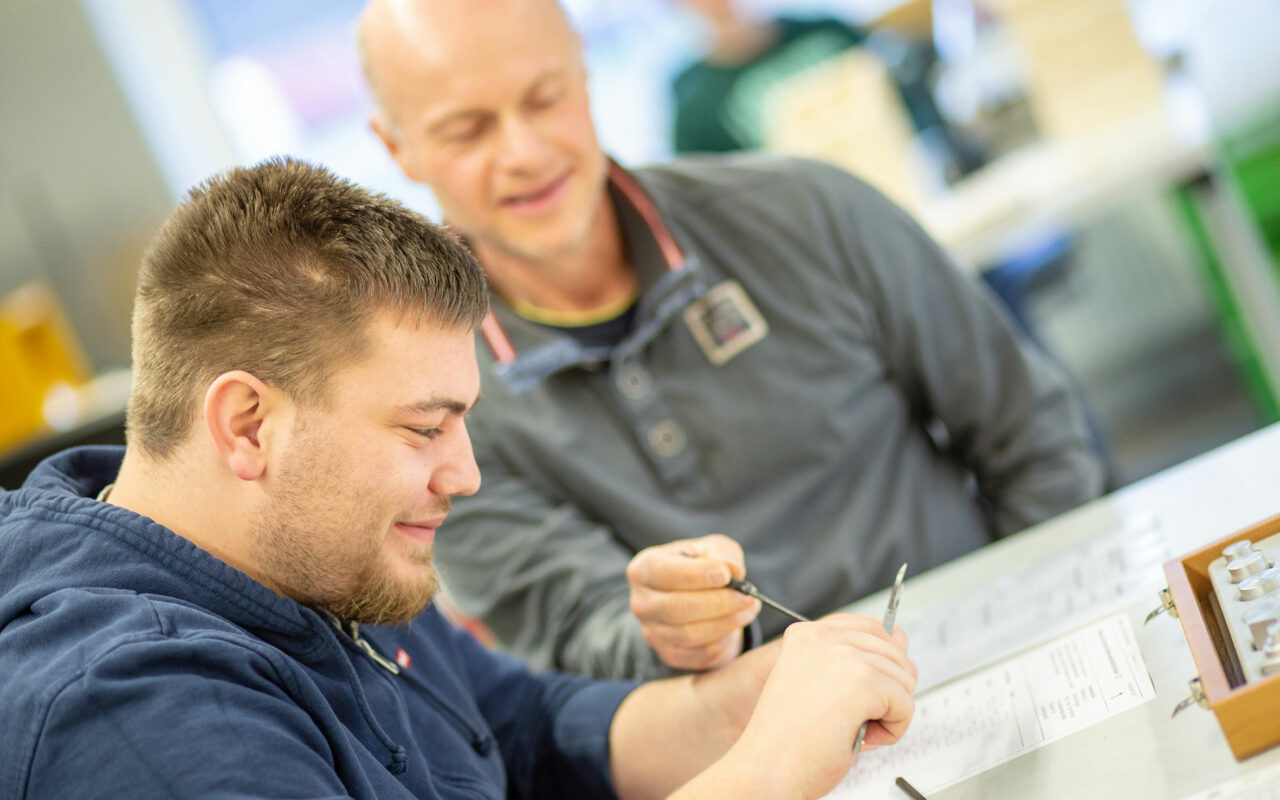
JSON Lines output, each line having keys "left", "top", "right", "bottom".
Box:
{"left": 0, "top": 446, "right": 627, "bottom": 800}
{"left": 1, "top": 446, "right": 321, "bottom": 659}
{"left": 0, "top": 446, "right": 412, "bottom": 777}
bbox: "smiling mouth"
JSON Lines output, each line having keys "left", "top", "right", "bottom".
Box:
{"left": 499, "top": 172, "right": 570, "bottom": 212}
{"left": 395, "top": 519, "right": 443, "bottom": 545}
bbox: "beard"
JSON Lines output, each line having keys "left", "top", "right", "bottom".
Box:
{"left": 249, "top": 418, "right": 441, "bottom": 626}
{"left": 321, "top": 541, "right": 440, "bottom": 626}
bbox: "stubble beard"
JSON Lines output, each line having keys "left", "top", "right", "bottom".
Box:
{"left": 250, "top": 425, "right": 440, "bottom": 626}
{"left": 326, "top": 540, "right": 440, "bottom": 625}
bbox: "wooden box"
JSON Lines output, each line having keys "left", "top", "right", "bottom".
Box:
{"left": 1164, "top": 512, "right": 1280, "bottom": 760}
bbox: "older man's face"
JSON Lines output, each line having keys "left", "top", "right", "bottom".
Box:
{"left": 367, "top": 0, "right": 609, "bottom": 266}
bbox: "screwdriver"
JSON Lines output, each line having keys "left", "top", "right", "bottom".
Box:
{"left": 687, "top": 552, "right": 908, "bottom": 758}
{"left": 678, "top": 550, "right": 812, "bottom": 622}
{"left": 726, "top": 577, "right": 811, "bottom": 623}
{"left": 853, "top": 563, "right": 908, "bottom": 758}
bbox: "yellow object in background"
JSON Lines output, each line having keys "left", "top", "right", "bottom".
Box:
{"left": 0, "top": 283, "right": 91, "bottom": 455}
{"left": 997, "top": 0, "right": 1170, "bottom": 141}
{"left": 764, "top": 48, "right": 922, "bottom": 214}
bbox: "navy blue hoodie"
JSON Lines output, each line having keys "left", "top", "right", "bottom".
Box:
{"left": 0, "top": 447, "right": 636, "bottom": 800}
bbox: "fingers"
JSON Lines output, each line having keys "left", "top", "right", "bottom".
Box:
{"left": 862, "top": 714, "right": 913, "bottom": 748}
{"left": 626, "top": 536, "right": 758, "bottom": 671}
{"left": 890, "top": 624, "right": 910, "bottom": 653}
{"left": 627, "top": 551, "right": 730, "bottom": 592}
{"left": 814, "top": 612, "right": 909, "bottom": 641}
{"left": 788, "top": 625, "right": 917, "bottom": 697}
{"left": 832, "top": 637, "right": 916, "bottom": 751}
{"left": 814, "top": 611, "right": 898, "bottom": 636}
{"left": 731, "top": 615, "right": 918, "bottom": 793}
{"left": 627, "top": 534, "right": 746, "bottom": 592}
{"left": 631, "top": 581, "right": 758, "bottom": 626}
{"left": 859, "top": 681, "right": 916, "bottom": 747}
{"left": 797, "top": 614, "right": 915, "bottom": 678}
{"left": 638, "top": 599, "right": 760, "bottom": 649}
{"left": 775, "top": 618, "right": 918, "bottom": 741}
{"left": 689, "top": 533, "right": 747, "bottom": 580}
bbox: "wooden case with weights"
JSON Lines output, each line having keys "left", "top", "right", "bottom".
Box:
{"left": 1161, "top": 512, "right": 1280, "bottom": 760}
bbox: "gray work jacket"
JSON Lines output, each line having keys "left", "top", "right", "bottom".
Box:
{"left": 440, "top": 154, "right": 1104, "bottom": 679}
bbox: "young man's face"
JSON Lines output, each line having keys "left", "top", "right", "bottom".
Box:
{"left": 250, "top": 313, "right": 481, "bottom": 624}
{"left": 370, "top": 0, "right": 609, "bottom": 265}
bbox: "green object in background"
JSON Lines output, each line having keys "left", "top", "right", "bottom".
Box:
{"left": 1171, "top": 102, "right": 1280, "bottom": 423}
{"left": 1221, "top": 106, "right": 1280, "bottom": 262}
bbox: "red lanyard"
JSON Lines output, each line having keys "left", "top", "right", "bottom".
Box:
{"left": 479, "top": 160, "right": 686, "bottom": 364}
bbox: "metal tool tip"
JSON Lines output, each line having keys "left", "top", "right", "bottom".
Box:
{"left": 894, "top": 563, "right": 908, "bottom": 584}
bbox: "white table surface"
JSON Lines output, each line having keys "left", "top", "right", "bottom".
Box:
{"left": 840, "top": 422, "right": 1280, "bottom": 799}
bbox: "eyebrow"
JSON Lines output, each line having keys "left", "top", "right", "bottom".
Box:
{"left": 396, "top": 395, "right": 479, "bottom": 416}
{"left": 425, "top": 72, "right": 565, "bottom": 135}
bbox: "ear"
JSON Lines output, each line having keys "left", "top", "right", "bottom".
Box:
{"left": 203, "top": 371, "right": 291, "bottom": 482}
{"left": 370, "top": 112, "right": 423, "bottom": 183}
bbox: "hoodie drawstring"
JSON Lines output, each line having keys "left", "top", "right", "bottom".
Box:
{"left": 318, "top": 615, "right": 409, "bottom": 775}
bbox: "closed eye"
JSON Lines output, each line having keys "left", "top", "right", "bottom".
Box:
{"left": 435, "top": 115, "right": 490, "bottom": 144}
{"left": 527, "top": 88, "right": 562, "bottom": 111}
{"left": 445, "top": 122, "right": 486, "bottom": 143}
{"left": 406, "top": 427, "right": 443, "bottom": 441}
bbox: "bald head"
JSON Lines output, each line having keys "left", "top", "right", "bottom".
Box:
{"left": 355, "top": 0, "right": 610, "bottom": 268}
{"left": 358, "top": 0, "right": 578, "bottom": 135}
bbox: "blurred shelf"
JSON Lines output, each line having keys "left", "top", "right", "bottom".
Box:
{"left": 918, "top": 108, "right": 1213, "bottom": 269}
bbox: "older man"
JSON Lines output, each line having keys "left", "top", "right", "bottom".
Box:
{"left": 359, "top": 0, "right": 1104, "bottom": 678}
{"left": 0, "top": 159, "right": 915, "bottom": 800}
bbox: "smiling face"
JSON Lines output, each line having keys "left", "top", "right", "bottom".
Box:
{"left": 364, "top": 0, "right": 609, "bottom": 266}
{"left": 250, "top": 313, "right": 482, "bottom": 624}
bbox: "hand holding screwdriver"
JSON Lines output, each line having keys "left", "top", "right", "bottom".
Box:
{"left": 626, "top": 535, "right": 762, "bottom": 671}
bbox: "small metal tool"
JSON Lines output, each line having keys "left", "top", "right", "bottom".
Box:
{"left": 894, "top": 776, "right": 929, "bottom": 800}
{"left": 853, "top": 563, "right": 908, "bottom": 759}
{"left": 676, "top": 550, "right": 812, "bottom": 622}
{"left": 1171, "top": 676, "right": 1208, "bottom": 718}
{"left": 1144, "top": 587, "right": 1179, "bottom": 625}
{"left": 726, "top": 577, "right": 811, "bottom": 623}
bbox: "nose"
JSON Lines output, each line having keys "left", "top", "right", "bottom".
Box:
{"left": 430, "top": 421, "right": 482, "bottom": 498}
{"left": 494, "top": 112, "right": 552, "bottom": 173}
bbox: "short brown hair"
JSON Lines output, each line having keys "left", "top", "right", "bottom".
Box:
{"left": 128, "top": 157, "right": 488, "bottom": 458}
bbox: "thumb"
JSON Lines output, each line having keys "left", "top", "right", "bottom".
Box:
{"left": 688, "top": 533, "right": 747, "bottom": 579}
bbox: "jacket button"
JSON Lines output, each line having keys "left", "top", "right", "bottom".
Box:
{"left": 648, "top": 419, "right": 687, "bottom": 458}
{"left": 616, "top": 362, "right": 653, "bottom": 400}
{"left": 471, "top": 734, "right": 494, "bottom": 756}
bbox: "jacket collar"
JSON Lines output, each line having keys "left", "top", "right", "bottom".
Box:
{"left": 10, "top": 446, "right": 324, "bottom": 654}
{"left": 477, "top": 159, "right": 706, "bottom": 390}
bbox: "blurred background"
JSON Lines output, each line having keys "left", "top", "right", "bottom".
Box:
{"left": 2, "top": 0, "right": 1278, "bottom": 491}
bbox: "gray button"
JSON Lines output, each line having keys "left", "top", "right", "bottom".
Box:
{"left": 616, "top": 363, "right": 653, "bottom": 400}
{"left": 648, "top": 419, "right": 687, "bottom": 458}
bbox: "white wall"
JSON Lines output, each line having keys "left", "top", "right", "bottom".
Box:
{"left": 0, "top": 0, "right": 174, "bottom": 369}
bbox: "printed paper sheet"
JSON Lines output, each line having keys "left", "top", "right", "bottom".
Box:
{"left": 899, "top": 515, "right": 1166, "bottom": 691}
{"left": 821, "top": 614, "right": 1156, "bottom": 800}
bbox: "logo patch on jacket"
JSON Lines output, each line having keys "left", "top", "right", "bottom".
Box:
{"left": 395, "top": 648, "right": 412, "bottom": 669}
{"left": 683, "top": 280, "right": 769, "bottom": 366}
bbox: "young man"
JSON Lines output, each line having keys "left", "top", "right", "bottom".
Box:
{"left": 359, "top": 0, "right": 1104, "bottom": 679}
{"left": 0, "top": 159, "right": 915, "bottom": 799}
